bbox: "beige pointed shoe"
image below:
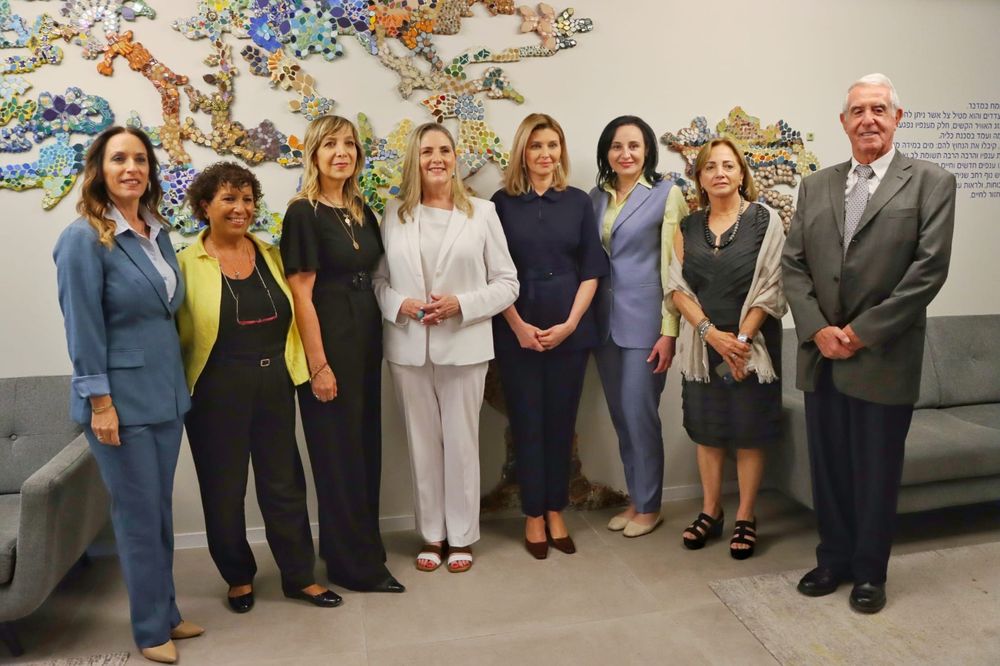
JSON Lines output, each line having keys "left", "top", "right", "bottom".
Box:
{"left": 623, "top": 515, "right": 663, "bottom": 538}
{"left": 607, "top": 514, "right": 630, "bottom": 531}
{"left": 141, "top": 639, "right": 178, "bottom": 664}
{"left": 170, "top": 619, "right": 205, "bottom": 639}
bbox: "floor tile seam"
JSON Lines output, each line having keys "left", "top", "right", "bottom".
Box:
{"left": 708, "top": 583, "right": 781, "bottom": 666}
{"left": 364, "top": 607, "right": 681, "bottom": 655}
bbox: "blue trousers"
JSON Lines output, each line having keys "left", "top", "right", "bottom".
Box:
{"left": 85, "top": 418, "right": 184, "bottom": 649}
{"left": 595, "top": 341, "right": 667, "bottom": 513}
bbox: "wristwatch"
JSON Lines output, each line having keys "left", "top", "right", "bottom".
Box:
{"left": 737, "top": 333, "right": 752, "bottom": 344}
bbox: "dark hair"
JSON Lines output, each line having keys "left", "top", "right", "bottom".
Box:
{"left": 595, "top": 115, "right": 663, "bottom": 189}
{"left": 186, "top": 161, "right": 263, "bottom": 224}
{"left": 77, "top": 126, "right": 165, "bottom": 247}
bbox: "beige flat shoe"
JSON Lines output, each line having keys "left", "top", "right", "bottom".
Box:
{"left": 623, "top": 515, "right": 663, "bottom": 538}
{"left": 141, "top": 639, "right": 177, "bottom": 664}
{"left": 607, "top": 514, "right": 630, "bottom": 531}
{"left": 170, "top": 619, "right": 205, "bottom": 639}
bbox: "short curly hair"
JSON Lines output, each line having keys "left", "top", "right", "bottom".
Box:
{"left": 186, "top": 161, "right": 263, "bottom": 224}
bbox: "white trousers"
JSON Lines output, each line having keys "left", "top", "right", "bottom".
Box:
{"left": 388, "top": 361, "right": 488, "bottom": 548}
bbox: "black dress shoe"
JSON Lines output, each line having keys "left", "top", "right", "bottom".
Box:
{"left": 849, "top": 582, "right": 886, "bottom": 614}
{"left": 797, "top": 567, "right": 847, "bottom": 597}
{"left": 227, "top": 591, "right": 254, "bottom": 613}
{"left": 369, "top": 576, "right": 406, "bottom": 593}
{"left": 282, "top": 585, "right": 343, "bottom": 608}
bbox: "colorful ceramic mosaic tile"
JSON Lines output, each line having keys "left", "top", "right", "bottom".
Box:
{"left": 661, "top": 107, "right": 819, "bottom": 228}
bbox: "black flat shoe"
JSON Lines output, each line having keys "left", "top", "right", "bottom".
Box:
{"left": 282, "top": 585, "right": 343, "bottom": 608}
{"left": 369, "top": 576, "right": 406, "bottom": 593}
{"left": 849, "top": 582, "right": 886, "bottom": 614}
{"left": 797, "top": 567, "right": 848, "bottom": 597}
{"left": 227, "top": 591, "right": 254, "bottom": 613}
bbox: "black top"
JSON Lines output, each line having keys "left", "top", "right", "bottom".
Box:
{"left": 212, "top": 245, "right": 292, "bottom": 357}
{"left": 280, "top": 200, "right": 383, "bottom": 280}
{"left": 490, "top": 186, "right": 609, "bottom": 352}
{"left": 680, "top": 202, "right": 775, "bottom": 335}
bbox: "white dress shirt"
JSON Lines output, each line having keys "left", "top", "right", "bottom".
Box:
{"left": 845, "top": 146, "right": 896, "bottom": 202}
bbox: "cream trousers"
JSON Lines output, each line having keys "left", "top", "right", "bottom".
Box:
{"left": 388, "top": 361, "right": 488, "bottom": 548}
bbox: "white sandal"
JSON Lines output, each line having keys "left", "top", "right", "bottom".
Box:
{"left": 415, "top": 543, "right": 444, "bottom": 572}
{"left": 447, "top": 546, "right": 473, "bottom": 573}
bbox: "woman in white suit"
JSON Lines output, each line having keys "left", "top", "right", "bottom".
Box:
{"left": 374, "top": 122, "right": 518, "bottom": 573}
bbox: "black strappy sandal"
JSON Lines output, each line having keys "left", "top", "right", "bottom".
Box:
{"left": 682, "top": 511, "right": 724, "bottom": 550}
{"left": 730, "top": 518, "right": 757, "bottom": 560}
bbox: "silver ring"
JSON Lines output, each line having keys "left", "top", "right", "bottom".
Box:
{"left": 313, "top": 393, "right": 320, "bottom": 400}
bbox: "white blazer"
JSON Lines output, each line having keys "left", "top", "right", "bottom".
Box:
{"left": 374, "top": 197, "right": 519, "bottom": 366}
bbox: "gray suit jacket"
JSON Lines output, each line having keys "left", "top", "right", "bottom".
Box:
{"left": 54, "top": 217, "right": 190, "bottom": 426}
{"left": 589, "top": 179, "right": 676, "bottom": 349}
{"left": 781, "top": 151, "right": 956, "bottom": 405}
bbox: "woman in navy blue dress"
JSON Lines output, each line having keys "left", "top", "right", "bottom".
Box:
{"left": 492, "top": 114, "right": 608, "bottom": 559}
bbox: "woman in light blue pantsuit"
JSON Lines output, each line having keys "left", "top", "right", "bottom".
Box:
{"left": 589, "top": 116, "right": 689, "bottom": 538}
{"left": 54, "top": 126, "right": 201, "bottom": 664}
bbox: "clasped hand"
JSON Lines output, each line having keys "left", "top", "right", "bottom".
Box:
{"left": 706, "top": 329, "right": 751, "bottom": 382}
{"left": 401, "top": 295, "right": 461, "bottom": 326}
{"left": 514, "top": 321, "right": 575, "bottom": 352}
{"left": 814, "top": 325, "right": 864, "bottom": 360}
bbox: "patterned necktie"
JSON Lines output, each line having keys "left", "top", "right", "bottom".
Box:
{"left": 843, "top": 164, "right": 875, "bottom": 254}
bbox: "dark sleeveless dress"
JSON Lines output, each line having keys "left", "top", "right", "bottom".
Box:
{"left": 679, "top": 203, "right": 782, "bottom": 449}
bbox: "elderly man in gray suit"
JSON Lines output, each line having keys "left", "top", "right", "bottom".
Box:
{"left": 782, "top": 73, "right": 956, "bottom": 614}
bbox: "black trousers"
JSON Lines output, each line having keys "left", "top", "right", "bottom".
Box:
{"left": 803, "top": 363, "right": 913, "bottom": 584}
{"left": 297, "top": 335, "right": 389, "bottom": 590}
{"left": 496, "top": 347, "right": 589, "bottom": 517}
{"left": 186, "top": 356, "right": 315, "bottom": 590}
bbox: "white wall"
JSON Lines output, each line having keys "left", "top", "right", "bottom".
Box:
{"left": 3, "top": 0, "right": 999, "bottom": 539}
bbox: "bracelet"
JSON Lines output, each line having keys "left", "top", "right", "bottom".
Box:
{"left": 309, "top": 363, "right": 330, "bottom": 382}
{"left": 91, "top": 402, "right": 114, "bottom": 414}
{"left": 696, "top": 318, "right": 714, "bottom": 341}
{"left": 737, "top": 333, "right": 753, "bottom": 344}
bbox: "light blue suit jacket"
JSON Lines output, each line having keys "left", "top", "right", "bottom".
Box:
{"left": 54, "top": 217, "right": 191, "bottom": 426}
{"left": 589, "top": 179, "right": 676, "bottom": 349}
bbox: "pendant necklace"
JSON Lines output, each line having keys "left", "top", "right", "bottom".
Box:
{"left": 321, "top": 195, "right": 360, "bottom": 251}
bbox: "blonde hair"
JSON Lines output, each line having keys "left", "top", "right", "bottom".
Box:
{"left": 397, "top": 122, "right": 473, "bottom": 223}
{"left": 77, "top": 126, "right": 166, "bottom": 248}
{"left": 291, "top": 115, "right": 366, "bottom": 223}
{"left": 692, "top": 137, "right": 758, "bottom": 208}
{"left": 503, "top": 113, "right": 569, "bottom": 196}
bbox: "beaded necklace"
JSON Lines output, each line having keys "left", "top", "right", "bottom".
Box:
{"left": 703, "top": 198, "right": 748, "bottom": 254}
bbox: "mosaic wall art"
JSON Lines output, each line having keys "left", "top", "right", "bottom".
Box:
{"left": 660, "top": 107, "right": 820, "bottom": 229}
{"left": 0, "top": 0, "right": 596, "bottom": 237}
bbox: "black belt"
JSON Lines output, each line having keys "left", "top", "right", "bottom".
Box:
{"left": 518, "top": 268, "right": 574, "bottom": 281}
{"left": 323, "top": 270, "right": 372, "bottom": 290}
{"left": 209, "top": 347, "right": 285, "bottom": 367}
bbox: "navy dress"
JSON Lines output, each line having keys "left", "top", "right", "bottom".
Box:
{"left": 679, "top": 203, "right": 782, "bottom": 449}
{"left": 491, "top": 186, "right": 609, "bottom": 517}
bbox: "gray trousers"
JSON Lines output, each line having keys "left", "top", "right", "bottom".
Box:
{"left": 595, "top": 341, "right": 667, "bottom": 513}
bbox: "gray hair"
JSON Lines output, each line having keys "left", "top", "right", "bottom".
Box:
{"left": 843, "top": 73, "right": 901, "bottom": 113}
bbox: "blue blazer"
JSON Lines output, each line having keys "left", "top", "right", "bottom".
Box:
{"left": 54, "top": 217, "right": 191, "bottom": 427}
{"left": 589, "top": 179, "right": 676, "bottom": 349}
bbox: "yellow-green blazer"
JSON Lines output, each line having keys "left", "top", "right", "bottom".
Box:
{"left": 177, "top": 229, "right": 309, "bottom": 393}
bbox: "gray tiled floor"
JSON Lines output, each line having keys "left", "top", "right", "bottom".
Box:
{"left": 6, "top": 492, "right": 1000, "bottom": 665}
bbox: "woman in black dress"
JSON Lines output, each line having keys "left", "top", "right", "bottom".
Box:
{"left": 491, "top": 113, "right": 608, "bottom": 559}
{"left": 666, "top": 138, "right": 786, "bottom": 559}
{"left": 281, "top": 115, "right": 403, "bottom": 593}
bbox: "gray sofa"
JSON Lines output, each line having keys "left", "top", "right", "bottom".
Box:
{"left": 771, "top": 315, "right": 1000, "bottom": 513}
{"left": 0, "top": 376, "right": 110, "bottom": 657}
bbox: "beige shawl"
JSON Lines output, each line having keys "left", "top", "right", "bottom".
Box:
{"left": 665, "top": 204, "right": 787, "bottom": 383}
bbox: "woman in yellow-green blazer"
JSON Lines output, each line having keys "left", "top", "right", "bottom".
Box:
{"left": 177, "top": 162, "right": 340, "bottom": 614}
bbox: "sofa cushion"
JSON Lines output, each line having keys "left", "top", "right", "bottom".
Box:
{"left": 901, "top": 410, "right": 1000, "bottom": 485}
{"left": 941, "top": 404, "right": 1000, "bottom": 430}
{"left": 0, "top": 493, "right": 18, "bottom": 584}
{"left": 925, "top": 315, "right": 1000, "bottom": 407}
{"left": 0, "top": 376, "right": 81, "bottom": 494}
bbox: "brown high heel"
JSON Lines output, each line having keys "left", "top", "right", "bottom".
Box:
{"left": 547, "top": 527, "right": 576, "bottom": 554}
